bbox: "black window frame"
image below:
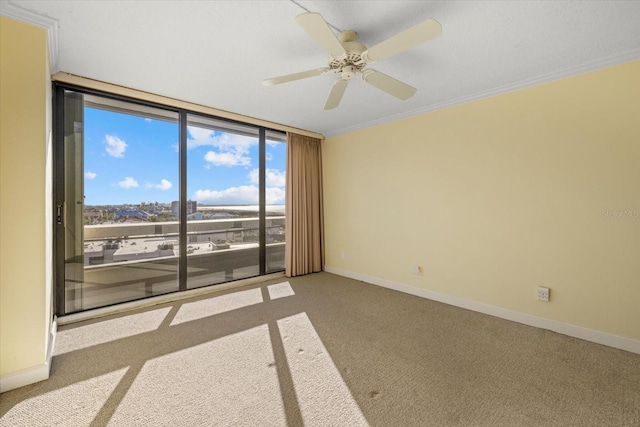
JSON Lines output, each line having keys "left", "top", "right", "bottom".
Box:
{"left": 53, "top": 82, "right": 286, "bottom": 316}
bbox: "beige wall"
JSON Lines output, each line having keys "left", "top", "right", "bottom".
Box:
{"left": 323, "top": 60, "right": 640, "bottom": 340}
{"left": 0, "top": 16, "right": 52, "bottom": 377}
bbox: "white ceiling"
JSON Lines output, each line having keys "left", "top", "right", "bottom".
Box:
{"left": 4, "top": 0, "right": 640, "bottom": 137}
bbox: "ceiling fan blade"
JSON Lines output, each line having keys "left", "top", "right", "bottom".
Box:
{"left": 361, "top": 69, "right": 416, "bottom": 100}
{"left": 296, "top": 12, "right": 346, "bottom": 58}
{"left": 324, "top": 78, "right": 350, "bottom": 110}
{"left": 363, "top": 19, "right": 442, "bottom": 63}
{"left": 262, "top": 68, "right": 330, "bottom": 86}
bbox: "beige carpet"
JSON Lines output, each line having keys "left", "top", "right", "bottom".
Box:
{"left": 1, "top": 272, "right": 639, "bottom": 426}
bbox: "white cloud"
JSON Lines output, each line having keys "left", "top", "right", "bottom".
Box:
{"left": 144, "top": 118, "right": 152, "bottom": 123}
{"left": 266, "top": 139, "right": 283, "bottom": 147}
{"left": 265, "top": 187, "right": 286, "bottom": 204}
{"left": 105, "top": 135, "right": 127, "bottom": 158}
{"left": 248, "top": 169, "right": 259, "bottom": 184}
{"left": 188, "top": 127, "right": 257, "bottom": 167}
{"left": 187, "top": 127, "right": 257, "bottom": 150}
{"left": 117, "top": 177, "right": 138, "bottom": 189}
{"left": 85, "top": 171, "right": 97, "bottom": 179}
{"left": 144, "top": 179, "right": 173, "bottom": 190}
{"left": 154, "top": 179, "right": 172, "bottom": 190}
{"left": 193, "top": 185, "right": 285, "bottom": 205}
{"left": 204, "top": 150, "right": 251, "bottom": 167}
{"left": 187, "top": 127, "right": 214, "bottom": 149}
{"left": 248, "top": 168, "right": 286, "bottom": 187}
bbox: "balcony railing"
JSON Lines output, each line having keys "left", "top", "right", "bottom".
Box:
{"left": 65, "top": 217, "right": 285, "bottom": 313}
{"left": 83, "top": 216, "right": 285, "bottom": 266}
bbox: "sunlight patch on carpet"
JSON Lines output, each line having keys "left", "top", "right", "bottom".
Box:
{"left": 170, "top": 288, "right": 263, "bottom": 325}
{"left": 55, "top": 308, "right": 172, "bottom": 355}
{"left": 108, "top": 324, "right": 286, "bottom": 425}
{"left": 267, "top": 281, "right": 295, "bottom": 300}
{"left": 0, "top": 368, "right": 128, "bottom": 426}
{"left": 277, "top": 313, "right": 369, "bottom": 426}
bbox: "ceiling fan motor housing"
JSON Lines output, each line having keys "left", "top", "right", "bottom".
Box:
{"left": 329, "top": 31, "right": 367, "bottom": 74}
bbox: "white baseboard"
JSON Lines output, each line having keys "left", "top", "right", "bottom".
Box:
{"left": 0, "top": 317, "right": 57, "bottom": 393}
{"left": 324, "top": 266, "right": 640, "bottom": 355}
{"left": 0, "top": 362, "right": 50, "bottom": 394}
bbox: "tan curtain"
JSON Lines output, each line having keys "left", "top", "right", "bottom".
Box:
{"left": 285, "top": 133, "right": 324, "bottom": 277}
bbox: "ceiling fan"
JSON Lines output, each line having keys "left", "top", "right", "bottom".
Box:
{"left": 262, "top": 12, "right": 442, "bottom": 110}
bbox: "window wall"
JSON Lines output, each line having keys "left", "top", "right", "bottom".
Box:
{"left": 54, "top": 85, "right": 286, "bottom": 314}
{"left": 265, "top": 136, "right": 287, "bottom": 273}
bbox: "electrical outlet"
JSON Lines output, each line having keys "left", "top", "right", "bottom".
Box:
{"left": 537, "top": 286, "right": 550, "bottom": 302}
{"left": 412, "top": 265, "right": 424, "bottom": 276}
{"left": 340, "top": 252, "right": 349, "bottom": 260}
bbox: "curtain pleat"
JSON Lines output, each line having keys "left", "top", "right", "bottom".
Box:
{"left": 285, "top": 133, "right": 324, "bottom": 277}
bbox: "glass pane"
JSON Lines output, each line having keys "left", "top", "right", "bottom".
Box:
{"left": 63, "top": 91, "right": 180, "bottom": 313}
{"left": 265, "top": 133, "right": 286, "bottom": 273}
{"left": 185, "top": 115, "right": 260, "bottom": 289}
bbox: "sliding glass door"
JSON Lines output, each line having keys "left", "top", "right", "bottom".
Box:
{"left": 54, "top": 85, "right": 285, "bottom": 315}
{"left": 265, "top": 135, "right": 287, "bottom": 273}
{"left": 185, "top": 114, "right": 261, "bottom": 288}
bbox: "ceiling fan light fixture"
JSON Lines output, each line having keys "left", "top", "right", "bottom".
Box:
{"left": 341, "top": 66, "right": 356, "bottom": 80}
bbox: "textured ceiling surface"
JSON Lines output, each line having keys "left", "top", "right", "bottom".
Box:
{"left": 5, "top": 0, "right": 640, "bottom": 136}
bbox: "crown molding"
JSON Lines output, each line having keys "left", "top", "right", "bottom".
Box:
{"left": 324, "top": 49, "right": 640, "bottom": 138}
{"left": 0, "top": 0, "right": 59, "bottom": 73}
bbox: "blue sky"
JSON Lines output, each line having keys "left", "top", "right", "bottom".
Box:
{"left": 83, "top": 107, "right": 286, "bottom": 206}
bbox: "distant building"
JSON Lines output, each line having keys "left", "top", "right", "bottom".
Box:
{"left": 171, "top": 200, "right": 197, "bottom": 217}
{"left": 115, "top": 209, "right": 153, "bottom": 221}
